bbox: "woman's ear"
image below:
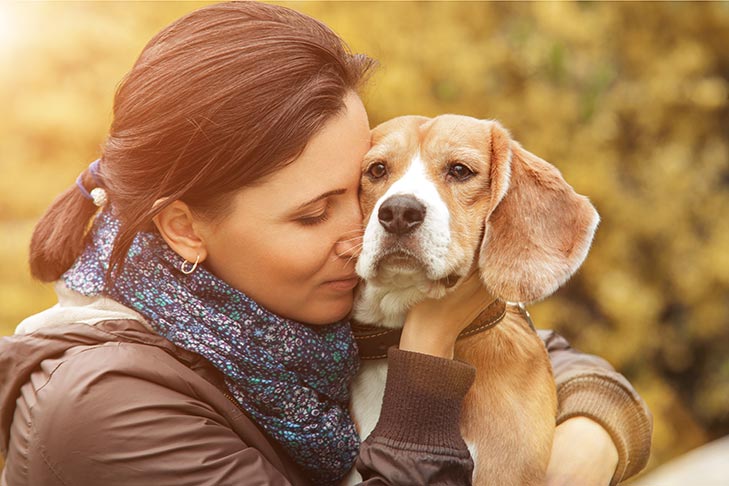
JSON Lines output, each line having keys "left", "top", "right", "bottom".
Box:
{"left": 152, "top": 200, "right": 208, "bottom": 264}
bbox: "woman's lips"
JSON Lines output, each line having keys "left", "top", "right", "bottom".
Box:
{"left": 322, "top": 276, "right": 360, "bottom": 292}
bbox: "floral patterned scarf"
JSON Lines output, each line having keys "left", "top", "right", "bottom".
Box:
{"left": 63, "top": 209, "right": 360, "bottom": 484}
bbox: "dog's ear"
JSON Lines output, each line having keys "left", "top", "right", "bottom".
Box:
{"left": 478, "top": 121, "right": 600, "bottom": 303}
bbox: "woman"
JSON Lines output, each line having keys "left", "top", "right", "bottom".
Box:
{"left": 0, "top": 2, "right": 651, "bottom": 485}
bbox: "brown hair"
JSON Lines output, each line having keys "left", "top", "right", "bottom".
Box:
{"left": 30, "top": 1, "right": 375, "bottom": 282}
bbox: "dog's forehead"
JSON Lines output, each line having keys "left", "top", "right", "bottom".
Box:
{"left": 369, "top": 116, "right": 427, "bottom": 158}
{"left": 422, "top": 115, "right": 491, "bottom": 152}
{"left": 370, "top": 115, "right": 490, "bottom": 158}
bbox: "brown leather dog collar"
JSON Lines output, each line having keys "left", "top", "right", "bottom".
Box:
{"left": 351, "top": 299, "right": 507, "bottom": 360}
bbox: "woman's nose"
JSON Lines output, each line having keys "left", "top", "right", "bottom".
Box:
{"left": 334, "top": 195, "right": 364, "bottom": 259}
{"left": 334, "top": 227, "right": 363, "bottom": 259}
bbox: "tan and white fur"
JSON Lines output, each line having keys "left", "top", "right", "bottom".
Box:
{"left": 348, "top": 115, "right": 599, "bottom": 485}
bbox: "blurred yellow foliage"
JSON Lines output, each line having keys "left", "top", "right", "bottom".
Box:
{"left": 1, "top": 1, "right": 728, "bottom": 476}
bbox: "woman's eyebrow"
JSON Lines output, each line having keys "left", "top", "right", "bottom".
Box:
{"left": 293, "top": 188, "right": 346, "bottom": 212}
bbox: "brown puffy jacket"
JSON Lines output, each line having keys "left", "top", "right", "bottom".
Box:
{"left": 0, "top": 296, "right": 651, "bottom": 485}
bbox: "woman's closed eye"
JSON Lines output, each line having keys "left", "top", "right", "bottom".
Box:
{"left": 297, "top": 206, "right": 330, "bottom": 226}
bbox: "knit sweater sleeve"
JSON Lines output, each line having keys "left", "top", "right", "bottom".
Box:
{"left": 540, "top": 330, "right": 653, "bottom": 485}
{"left": 356, "top": 347, "right": 475, "bottom": 485}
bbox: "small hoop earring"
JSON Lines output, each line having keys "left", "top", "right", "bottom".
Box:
{"left": 180, "top": 254, "right": 200, "bottom": 275}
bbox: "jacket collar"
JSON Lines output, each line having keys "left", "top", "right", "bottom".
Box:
{"left": 15, "top": 281, "right": 150, "bottom": 335}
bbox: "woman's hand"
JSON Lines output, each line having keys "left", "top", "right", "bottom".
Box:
{"left": 399, "top": 272, "right": 495, "bottom": 359}
{"left": 545, "top": 417, "right": 619, "bottom": 486}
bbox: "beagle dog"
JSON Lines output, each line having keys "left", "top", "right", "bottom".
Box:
{"left": 348, "top": 115, "right": 599, "bottom": 485}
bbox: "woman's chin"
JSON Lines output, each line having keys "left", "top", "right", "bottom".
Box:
{"left": 299, "top": 293, "right": 355, "bottom": 326}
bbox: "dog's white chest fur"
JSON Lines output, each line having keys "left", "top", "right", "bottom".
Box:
{"left": 350, "top": 359, "right": 389, "bottom": 441}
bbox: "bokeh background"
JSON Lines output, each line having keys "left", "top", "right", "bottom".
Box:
{"left": 1, "top": 1, "right": 728, "bottom": 481}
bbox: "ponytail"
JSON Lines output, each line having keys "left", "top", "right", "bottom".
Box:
{"left": 29, "top": 169, "right": 102, "bottom": 282}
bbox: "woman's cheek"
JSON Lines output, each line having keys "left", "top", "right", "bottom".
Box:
{"left": 276, "top": 229, "right": 332, "bottom": 278}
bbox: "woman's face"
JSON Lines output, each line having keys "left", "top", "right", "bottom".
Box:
{"left": 197, "top": 93, "right": 370, "bottom": 324}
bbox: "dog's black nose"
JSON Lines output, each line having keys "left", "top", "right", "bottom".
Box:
{"left": 378, "top": 195, "right": 426, "bottom": 235}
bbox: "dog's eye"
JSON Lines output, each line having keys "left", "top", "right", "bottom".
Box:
{"left": 447, "top": 163, "right": 475, "bottom": 181}
{"left": 366, "top": 162, "right": 388, "bottom": 180}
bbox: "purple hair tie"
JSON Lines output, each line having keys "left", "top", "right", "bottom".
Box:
{"left": 76, "top": 159, "right": 107, "bottom": 207}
